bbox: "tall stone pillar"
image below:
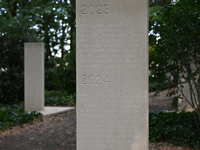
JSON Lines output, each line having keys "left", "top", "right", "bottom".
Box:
{"left": 24, "top": 42, "right": 44, "bottom": 112}
{"left": 76, "top": 0, "right": 149, "bottom": 149}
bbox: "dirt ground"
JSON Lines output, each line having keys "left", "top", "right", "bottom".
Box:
{"left": 0, "top": 90, "right": 194, "bottom": 150}
{"left": 149, "top": 89, "right": 178, "bottom": 112}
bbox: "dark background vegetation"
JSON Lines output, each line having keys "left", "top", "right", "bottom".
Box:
{"left": 0, "top": 0, "right": 76, "bottom": 104}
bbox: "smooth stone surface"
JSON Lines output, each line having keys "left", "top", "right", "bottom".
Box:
{"left": 76, "top": 0, "right": 148, "bottom": 150}
{"left": 178, "top": 64, "right": 197, "bottom": 112}
{"left": 178, "top": 83, "right": 195, "bottom": 112}
{"left": 39, "top": 107, "right": 76, "bottom": 116}
{"left": 25, "top": 43, "right": 44, "bottom": 112}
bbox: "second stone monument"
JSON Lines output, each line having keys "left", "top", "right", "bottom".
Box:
{"left": 25, "top": 43, "right": 44, "bottom": 112}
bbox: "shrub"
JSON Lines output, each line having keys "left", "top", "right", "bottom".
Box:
{"left": 45, "top": 90, "right": 76, "bottom": 106}
{"left": 149, "top": 111, "right": 200, "bottom": 149}
{"left": 0, "top": 104, "right": 42, "bottom": 131}
{"left": 0, "top": 18, "right": 38, "bottom": 104}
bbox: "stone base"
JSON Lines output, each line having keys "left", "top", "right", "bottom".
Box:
{"left": 39, "top": 107, "right": 76, "bottom": 116}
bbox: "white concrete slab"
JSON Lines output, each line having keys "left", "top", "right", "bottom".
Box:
{"left": 39, "top": 107, "right": 76, "bottom": 116}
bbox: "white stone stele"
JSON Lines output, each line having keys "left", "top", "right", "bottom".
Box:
{"left": 178, "top": 83, "right": 195, "bottom": 112}
{"left": 76, "top": 1, "right": 148, "bottom": 150}
{"left": 178, "top": 64, "right": 197, "bottom": 112}
{"left": 24, "top": 43, "right": 44, "bottom": 112}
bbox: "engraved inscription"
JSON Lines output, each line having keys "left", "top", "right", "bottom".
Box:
{"left": 81, "top": 75, "right": 109, "bottom": 85}
{"left": 96, "top": 5, "right": 102, "bottom": 14}
{"left": 81, "top": 75, "right": 87, "bottom": 84}
{"left": 77, "top": 0, "right": 148, "bottom": 149}
{"left": 88, "top": 5, "right": 94, "bottom": 14}
{"left": 88, "top": 75, "right": 94, "bottom": 85}
{"left": 81, "top": 5, "right": 87, "bottom": 14}
{"left": 96, "top": 75, "right": 102, "bottom": 84}
{"left": 78, "top": 23, "right": 146, "bottom": 67}
{"left": 103, "top": 5, "right": 109, "bottom": 14}
{"left": 81, "top": 5, "right": 109, "bottom": 15}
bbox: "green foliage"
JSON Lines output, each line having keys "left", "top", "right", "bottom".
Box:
{"left": 149, "top": 80, "right": 173, "bottom": 92}
{"left": 149, "top": 0, "right": 173, "bottom": 7}
{"left": 0, "top": 104, "right": 42, "bottom": 131}
{"left": 45, "top": 90, "right": 76, "bottom": 106}
{"left": 171, "top": 97, "right": 178, "bottom": 108}
{"left": 149, "top": 82, "right": 160, "bottom": 92}
{"left": 0, "top": 18, "right": 39, "bottom": 104}
{"left": 0, "top": 0, "right": 76, "bottom": 103}
{"left": 45, "top": 52, "right": 76, "bottom": 94}
{"left": 149, "top": 111, "right": 200, "bottom": 148}
{"left": 149, "top": 0, "right": 200, "bottom": 119}
{"left": 44, "top": 0, "right": 76, "bottom": 94}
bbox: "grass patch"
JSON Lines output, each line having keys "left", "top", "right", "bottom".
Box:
{"left": 149, "top": 111, "right": 200, "bottom": 149}
{"left": 0, "top": 104, "right": 42, "bottom": 131}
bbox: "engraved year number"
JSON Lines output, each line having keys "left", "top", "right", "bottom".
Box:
{"left": 81, "top": 75, "right": 109, "bottom": 85}
{"left": 81, "top": 5, "right": 109, "bottom": 15}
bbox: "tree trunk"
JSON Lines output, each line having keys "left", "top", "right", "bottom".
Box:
{"left": 6, "top": 0, "right": 18, "bottom": 18}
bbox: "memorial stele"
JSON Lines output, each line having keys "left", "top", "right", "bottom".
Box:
{"left": 76, "top": 0, "right": 148, "bottom": 149}
{"left": 25, "top": 43, "right": 44, "bottom": 112}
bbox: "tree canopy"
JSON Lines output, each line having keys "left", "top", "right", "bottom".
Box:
{"left": 0, "top": 0, "right": 76, "bottom": 103}
{"left": 149, "top": 0, "right": 200, "bottom": 119}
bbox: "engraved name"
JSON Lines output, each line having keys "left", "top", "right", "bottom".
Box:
{"left": 81, "top": 5, "right": 109, "bottom": 15}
